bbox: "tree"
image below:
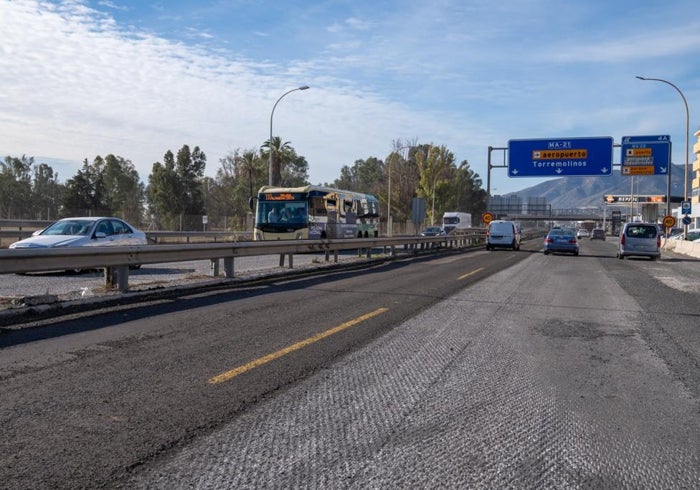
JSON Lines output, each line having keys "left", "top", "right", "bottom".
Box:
{"left": 279, "top": 151, "right": 310, "bottom": 187}
{"left": 146, "top": 145, "right": 207, "bottom": 230}
{"left": 61, "top": 155, "right": 144, "bottom": 222}
{"left": 234, "top": 149, "right": 264, "bottom": 199}
{"left": 0, "top": 156, "right": 33, "bottom": 218}
{"left": 101, "top": 154, "right": 145, "bottom": 224}
{"left": 62, "top": 158, "right": 107, "bottom": 216}
{"left": 32, "top": 163, "right": 63, "bottom": 220}
{"left": 147, "top": 151, "right": 181, "bottom": 230}
{"left": 450, "top": 160, "right": 488, "bottom": 217}
{"left": 332, "top": 157, "right": 384, "bottom": 196}
{"left": 261, "top": 136, "right": 293, "bottom": 186}
{"left": 415, "top": 144, "right": 455, "bottom": 225}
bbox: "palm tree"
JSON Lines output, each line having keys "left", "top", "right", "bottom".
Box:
{"left": 261, "top": 136, "right": 293, "bottom": 186}
{"left": 237, "top": 150, "right": 262, "bottom": 198}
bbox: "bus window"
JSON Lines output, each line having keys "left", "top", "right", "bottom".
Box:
{"left": 310, "top": 196, "right": 326, "bottom": 216}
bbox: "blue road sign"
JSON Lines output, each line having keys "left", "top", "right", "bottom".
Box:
{"left": 620, "top": 135, "right": 671, "bottom": 176}
{"left": 508, "top": 137, "right": 613, "bottom": 177}
{"left": 681, "top": 201, "right": 692, "bottom": 215}
{"left": 621, "top": 135, "right": 670, "bottom": 143}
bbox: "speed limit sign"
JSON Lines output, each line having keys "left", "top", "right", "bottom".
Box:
{"left": 662, "top": 215, "right": 676, "bottom": 228}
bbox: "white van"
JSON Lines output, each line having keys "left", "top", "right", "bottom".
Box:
{"left": 486, "top": 220, "right": 521, "bottom": 251}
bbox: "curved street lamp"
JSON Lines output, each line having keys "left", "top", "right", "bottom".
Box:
{"left": 269, "top": 86, "right": 310, "bottom": 186}
{"left": 636, "top": 76, "right": 690, "bottom": 237}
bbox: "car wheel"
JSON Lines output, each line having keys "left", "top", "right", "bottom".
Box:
{"left": 618, "top": 253, "right": 624, "bottom": 260}
{"left": 544, "top": 250, "right": 550, "bottom": 255}
{"left": 574, "top": 251, "right": 579, "bottom": 256}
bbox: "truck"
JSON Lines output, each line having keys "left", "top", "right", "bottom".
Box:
{"left": 442, "top": 212, "right": 472, "bottom": 234}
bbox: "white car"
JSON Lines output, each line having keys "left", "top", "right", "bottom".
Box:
{"left": 576, "top": 228, "right": 589, "bottom": 238}
{"left": 668, "top": 229, "right": 700, "bottom": 241}
{"left": 9, "top": 217, "right": 148, "bottom": 249}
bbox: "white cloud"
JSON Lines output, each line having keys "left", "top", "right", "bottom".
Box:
{"left": 1, "top": 0, "right": 698, "bottom": 196}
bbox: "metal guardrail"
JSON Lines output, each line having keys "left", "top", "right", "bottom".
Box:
{"left": 0, "top": 232, "right": 486, "bottom": 293}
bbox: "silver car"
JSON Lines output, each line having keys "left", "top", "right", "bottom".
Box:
{"left": 618, "top": 222, "right": 660, "bottom": 260}
{"left": 9, "top": 217, "right": 148, "bottom": 249}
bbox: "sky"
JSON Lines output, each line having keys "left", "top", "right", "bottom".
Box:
{"left": 1, "top": 0, "right": 699, "bottom": 195}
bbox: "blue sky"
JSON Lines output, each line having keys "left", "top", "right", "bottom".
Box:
{"left": 1, "top": 0, "right": 698, "bottom": 194}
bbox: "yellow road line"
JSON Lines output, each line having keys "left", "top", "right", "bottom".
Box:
{"left": 457, "top": 267, "right": 484, "bottom": 280}
{"left": 208, "top": 307, "right": 389, "bottom": 384}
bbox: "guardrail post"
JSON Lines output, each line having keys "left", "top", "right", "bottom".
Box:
{"left": 279, "top": 253, "right": 285, "bottom": 266}
{"left": 209, "top": 259, "right": 220, "bottom": 276}
{"left": 223, "top": 257, "right": 234, "bottom": 277}
{"left": 104, "top": 267, "right": 116, "bottom": 288}
{"left": 287, "top": 254, "right": 294, "bottom": 268}
{"left": 117, "top": 265, "right": 129, "bottom": 292}
{"left": 104, "top": 266, "right": 129, "bottom": 292}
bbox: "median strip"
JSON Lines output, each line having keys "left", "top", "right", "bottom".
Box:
{"left": 457, "top": 267, "right": 484, "bottom": 280}
{"left": 208, "top": 307, "right": 389, "bottom": 384}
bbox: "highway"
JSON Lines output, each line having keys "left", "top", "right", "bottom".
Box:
{"left": 1, "top": 237, "right": 699, "bottom": 488}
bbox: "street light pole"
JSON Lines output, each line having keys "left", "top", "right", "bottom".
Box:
{"left": 269, "top": 85, "right": 310, "bottom": 186}
{"left": 636, "top": 76, "right": 690, "bottom": 237}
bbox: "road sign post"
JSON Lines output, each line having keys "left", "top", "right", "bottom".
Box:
{"left": 507, "top": 137, "right": 613, "bottom": 177}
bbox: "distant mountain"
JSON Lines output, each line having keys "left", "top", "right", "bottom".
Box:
{"left": 506, "top": 164, "right": 690, "bottom": 209}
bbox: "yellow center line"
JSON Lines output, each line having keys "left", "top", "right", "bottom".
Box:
{"left": 208, "top": 307, "right": 389, "bottom": 384}
{"left": 457, "top": 267, "right": 484, "bottom": 280}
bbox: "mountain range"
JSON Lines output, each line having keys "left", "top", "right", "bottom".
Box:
{"left": 507, "top": 164, "right": 691, "bottom": 209}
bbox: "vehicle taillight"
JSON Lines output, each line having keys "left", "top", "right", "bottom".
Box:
{"left": 620, "top": 234, "right": 626, "bottom": 245}
{"left": 545, "top": 237, "right": 553, "bottom": 243}
{"left": 656, "top": 235, "right": 661, "bottom": 247}
{"left": 569, "top": 238, "right": 577, "bottom": 244}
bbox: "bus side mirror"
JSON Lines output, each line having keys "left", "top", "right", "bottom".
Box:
{"left": 248, "top": 196, "right": 258, "bottom": 212}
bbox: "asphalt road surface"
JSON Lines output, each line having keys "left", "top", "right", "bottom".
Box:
{"left": 1, "top": 238, "right": 699, "bottom": 489}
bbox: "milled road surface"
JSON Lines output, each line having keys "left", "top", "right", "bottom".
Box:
{"left": 119, "top": 240, "right": 700, "bottom": 488}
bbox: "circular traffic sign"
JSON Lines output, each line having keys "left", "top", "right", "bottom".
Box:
{"left": 482, "top": 212, "right": 494, "bottom": 224}
{"left": 662, "top": 215, "right": 676, "bottom": 228}
{"left": 682, "top": 216, "right": 692, "bottom": 225}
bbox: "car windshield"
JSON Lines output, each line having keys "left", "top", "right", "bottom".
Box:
{"left": 41, "top": 220, "right": 94, "bottom": 236}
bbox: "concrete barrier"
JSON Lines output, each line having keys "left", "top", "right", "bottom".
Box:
{"left": 663, "top": 239, "right": 700, "bottom": 258}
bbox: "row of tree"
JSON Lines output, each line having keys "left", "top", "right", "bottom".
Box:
{"left": 0, "top": 137, "right": 488, "bottom": 230}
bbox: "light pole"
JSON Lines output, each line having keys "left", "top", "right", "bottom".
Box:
{"left": 636, "top": 76, "right": 689, "bottom": 237}
{"left": 269, "top": 85, "right": 310, "bottom": 186}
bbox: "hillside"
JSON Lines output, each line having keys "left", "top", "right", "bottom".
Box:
{"left": 507, "top": 164, "right": 689, "bottom": 208}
